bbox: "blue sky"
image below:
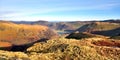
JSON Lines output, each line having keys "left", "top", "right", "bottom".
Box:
{"left": 0, "top": 0, "right": 120, "bottom": 21}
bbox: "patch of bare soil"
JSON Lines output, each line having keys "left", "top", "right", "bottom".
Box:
{"left": 92, "top": 40, "right": 120, "bottom": 48}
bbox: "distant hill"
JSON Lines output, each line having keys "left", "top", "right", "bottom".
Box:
{"left": 74, "top": 22, "right": 120, "bottom": 36}
{"left": 11, "top": 20, "right": 90, "bottom": 31}
{"left": 0, "top": 21, "right": 58, "bottom": 50}
{"left": 66, "top": 22, "right": 120, "bottom": 39}
{"left": 102, "top": 19, "right": 120, "bottom": 23}
{"left": 1, "top": 19, "right": 119, "bottom": 34}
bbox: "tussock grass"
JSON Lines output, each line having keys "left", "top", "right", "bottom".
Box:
{"left": 26, "top": 37, "right": 120, "bottom": 60}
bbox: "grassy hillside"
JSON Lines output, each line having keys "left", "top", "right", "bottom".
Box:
{"left": 76, "top": 22, "right": 120, "bottom": 32}
{"left": 73, "top": 22, "right": 120, "bottom": 36}
{"left": 0, "top": 37, "right": 119, "bottom": 60}
{"left": 0, "top": 21, "right": 57, "bottom": 48}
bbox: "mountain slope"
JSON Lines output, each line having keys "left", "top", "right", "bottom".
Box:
{"left": 0, "top": 21, "right": 57, "bottom": 50}
{"left": 11, "top": 20, "right": 89, "bottom": 31}
{"left": 74, "top": 22, "right": 120, "bottom": 36}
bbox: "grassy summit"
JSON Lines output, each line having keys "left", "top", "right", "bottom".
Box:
{"left": 0, "top": 37, "right": 120, "bottom": 60}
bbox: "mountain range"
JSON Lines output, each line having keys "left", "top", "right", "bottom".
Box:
{"left": 0, "top": 19, "right": 120, "bottom": 60}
